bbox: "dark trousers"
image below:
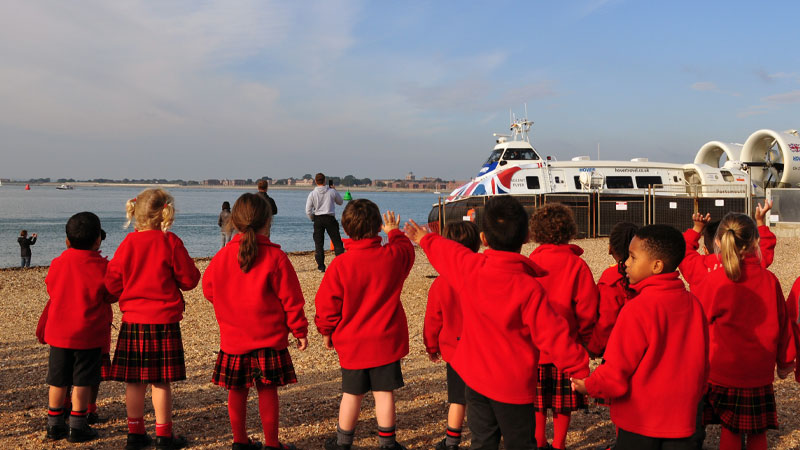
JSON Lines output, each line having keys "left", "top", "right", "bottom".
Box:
{"left": 615, "top": 428, "right": 696, "bottom": 450}
{"left": 313, "top": 215, "right": 344, "bottom": 270}
{"left": 465, "top": 386, "right": 536, "bottom": 450}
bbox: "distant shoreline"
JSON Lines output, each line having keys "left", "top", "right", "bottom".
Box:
{"left": 3, "top": 181, "right": 448, "bottom": 194}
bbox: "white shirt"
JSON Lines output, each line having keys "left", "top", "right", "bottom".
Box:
{"left": 305, "top": 185, "right": 343, "bottom": 220}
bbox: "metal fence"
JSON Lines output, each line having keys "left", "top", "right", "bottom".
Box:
{"left": 596, "top": 194, "right": 646, "bottom": 237}
{"left": 543, "top": 194, "right": 592, "bottom": 238}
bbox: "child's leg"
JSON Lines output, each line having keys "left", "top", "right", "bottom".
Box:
{"left": 719, "top": 427, "right": 742, "bottom": 450}
{"left": 47, "top": 386, "right": 69, "bottom": 432}
{"left": 228, "top": 388, "right": 250, "bottom": 444}
{"left": 151, "top": 382, "right": 173, "bottom": 438}
{"left": 746, "top": 432, "right": 767, "bottom": 450}
{"left": 337, "top": 393, "right": 364, "bottom": 446}
{"left": 126, "top": 383, "right": 148, "bottom": 435}
{"left": 445, "top": 403, "right": 466, "bottom": 447}
{"left": 68, "top": 386, "right": 92, "bottom": 431}
{"left": 49, "top": 386, "right": 68, "bottom": 410}
{"left": 256, "top": 383, "right": 280, "bottom": 447}
{"left": 373, "top": 390, "right": 397, "bottom": 447}
{"left": 551, "top": 412, "right": 571, "bottom": 450}
{"left": 89, "top": 383, "right": 99, "bottom": 414}
{"left": 465, "top": 386, "right": 501, "bottom": 450}
{"left": 534, "top": 411, "right": 548, "bottom": 447}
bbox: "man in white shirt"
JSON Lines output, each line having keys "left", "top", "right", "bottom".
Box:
{"left": 305, "top": 173, "right": 345, "bottom": 272}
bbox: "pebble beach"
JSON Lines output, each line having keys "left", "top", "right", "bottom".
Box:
{"left": 2, "top": 237, "right": 800, "bottom": 449}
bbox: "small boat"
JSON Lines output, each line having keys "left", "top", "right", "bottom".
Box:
{"left": 56, "top": 184, "right": 73, "bottom": 190}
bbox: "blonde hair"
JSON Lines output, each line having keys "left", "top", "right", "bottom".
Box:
{"left": 125, "top": 188, "right": 175, "bottom": 231}
{"left": 231, "top": 193, "right": 273, "bottom": 273}
{"left": 714, "top": 212, "right": 758, "bottom": 282}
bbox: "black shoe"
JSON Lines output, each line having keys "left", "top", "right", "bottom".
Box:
{"left": 156, "top": 434, "right": 188, "bottom": 450}
{"left": 46, "top": 424, "right": 68, "bottom": 440}
{"left": 435, "top": 438, "right": 459, "bottom": 450}
{"left": 68, "top": 424, "right": 98, "bottom": 443}
{"left": 87, "top": 412, "right": 100, "bottom": 424}
{"left": 318, "top": 267, "right": 326, "bottom": 273}
{"left": 126, "top": 433, "right": 153, "bottom": 450}
{"left": 324, "top": 437, "right": 350, "bottom": 450}
{"left": 232, "top": 439, "right": 263, "bottom": 450}
{"left": 263, "top": 443, "right": 296, "bottom": 450}
{"left": 380, "top": 443, "right": 407, "bottom": 450}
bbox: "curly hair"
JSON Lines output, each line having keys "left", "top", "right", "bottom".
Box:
{"left": 125, "top": 188, "right": 175, "bottom": 232}
{"left": 529, "top": 203, "right": 577, "bottom": 245}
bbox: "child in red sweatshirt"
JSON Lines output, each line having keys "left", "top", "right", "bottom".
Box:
{"left": 682, "top": 212, "right": 794, "bottom": 450}
{"left": 423, "top": 221, "right": 480, "bottom": 450}
{"left": 406, "top": 196, "right": 589, "bottom": 450}
{"left": 315, "top": 199, "right": 415, "bottom": 450}
{"left": 105, "top": 188, "right": 201, "bottom": 450}
{"left": 203, "top": 193, "right": 308, "bottom": 450}
{"left": 586, "top": 222, "right": 638, "bottom": 357}
{"left": 572, "top": 224, "right": 709, "bottom": 450}
{"left": 527, "top": 203, "right": 598, "bottom": 450}
{"left": 42, "top": 212, "right": 113, "bottom": 443}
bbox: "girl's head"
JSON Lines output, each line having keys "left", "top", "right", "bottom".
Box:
{"left": 231, "top": 193, "right": 273, "bottom": 273}
{"left": 20, "top": 230, "right": 27, "bottom": 237}
{"left": 715, "top": 212, "right": 758, "bottom": 281}
{"left": 443, "top": 221, "right": 481, "bottom": 253}
{"left": 222, "top": 201, "right": 231, "bottom": 211}
{"left": 608, "top": 222, "right": 639, "bottom": 292}
{"left": 529, "top": 203, "right": 577, "bottom": 245}
{"left": 125, "top": 188, "right": 175, "bottom": 231}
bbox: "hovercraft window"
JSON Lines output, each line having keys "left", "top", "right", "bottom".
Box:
{"left": 526, "top": 176, "right": 541, "bottom": 189}
{"left": 484, "top": 150, "right": 504, "bottom": 165}
{"left": 605, "top": 176, "right": 634, "bottom": 189}
{"left": 635, "top": 176, "right": 663, "bottom": 188}
{"left": 720, "top": 171, "right": 734, "bottom": 182}
{"left": 503, "top": 148, "right": 539, "bottom": 161}
{"left": 574, "top": 176, "right": 582, "bottom": 189}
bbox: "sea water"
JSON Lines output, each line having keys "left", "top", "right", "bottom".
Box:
{"left": 0, "top": 185, "right": 439, "bottom": 268}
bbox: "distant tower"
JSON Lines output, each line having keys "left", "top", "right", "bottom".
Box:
{"left": 405, "top": 171, "right": 415, "bottom": 181}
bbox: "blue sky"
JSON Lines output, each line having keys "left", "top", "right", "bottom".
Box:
{"left": 1, "top": 1, "right": 799, "bottom": 180}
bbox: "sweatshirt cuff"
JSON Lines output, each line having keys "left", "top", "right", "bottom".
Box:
{"left": 583, "top": 374, "right": 600, "bottom": 397}
{"left": 316, "top": 326, "right": 333, "bottom": 336}
{"left": 420, "top": 232, "right": 437, "bottom": 249}
{"left": 568, "top": 365, "right": 590, "bottom": 379}
{"left": 291, "top": 327, "right": 308, "bottom": 339}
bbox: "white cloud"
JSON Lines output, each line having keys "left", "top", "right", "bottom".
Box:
{"left": 691, "top": 81, "right": 718, "bottom": 91}
{"left": 762, "top": 90, "right": 800, "bottom": 104}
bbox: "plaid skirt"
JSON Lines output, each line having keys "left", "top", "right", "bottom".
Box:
{"left": 100, "top": 353, "right": 111, "bottom": 381}
{"left": 212, "top": 347, "right": 297, "bottom": 390}
{"left": 109, "top": 322, "right": 186, "bottom": 383}
{"left": 703, "top": 383, "right": 778, "bottom": 433}
{"left": 534, "top": 363, "right": 586, "bottom": 413}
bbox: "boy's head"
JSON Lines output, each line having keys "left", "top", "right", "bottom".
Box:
{"left": 315, "top": 173, "right": 326, "bottom": 186}
{"left": 66, "top": 212, "right": 103, "bottom": 250}
{"left": 443, "top": 221, "right": 481, "bottom": 253}
{"left": 257, "top": 179, "right": 269, "bottom": 192}
{"left": 625, "top": 224, "right": 685, "bottom": 285}
{"left": 341, "top": 199, "right": 382, "bottom": 240}
{"left": 480, "top": 196, "right": 529, "bottom": 252}
{"left": 529, "top": 203, "right": 577, "bottom": 245}
{"left": 20, "top": 229, "right": 27, "bottom": 237}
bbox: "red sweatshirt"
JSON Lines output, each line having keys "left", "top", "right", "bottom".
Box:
{"left": 680, "top": 226, "right": 775, "bottom": 288}
{"left": 420, "top": 233, "right": 589, "bottom": 405}
{"left": 44, "top": 248, "right": 115, "bottom": 350}
{"left": 586, "top": 265, "right": 634, "bottom": 356}
{"left": 105, "top": 230, "right": 200, "bottom": 324}
{"left": 585, "top": 272, "right": 709, "bottom": 438}
{"left": 683, "top": 249, "right": 794, "bottom": 387}
{"left": 529, "top": 244, "right": 598, "bottom": 363}
{"left": 423, "top": 276, "right": 462, "bottom": 362}
{"left": 314, "top": 229, "right": 414, "bottom": 370}
{"left": 203, "top": 234, "right": 308, "bottom": 355}
{"left": 785, "top": 277, "right": 800, "bottom": 382}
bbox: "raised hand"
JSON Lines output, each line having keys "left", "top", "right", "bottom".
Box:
{"left": 692, "top": 212, "right": 711, "bottom": 233}
{"left": 404, "top": 219, "right": 430, "bottom": 245}
{"left": 755, "top": 199, "right": 773, "bottom": 226}
{"left": 382, "top": 211, "right": 400, "bottom": 234}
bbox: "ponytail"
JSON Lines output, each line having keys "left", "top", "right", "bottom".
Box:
{"left": 231, "top": 193, "right": 272, "bottom": 273}
{"left": 124, "top": 189, "right": 175, "bottom": 231}
{"left": 715, "top": 213, "right": 757, "bottom": 282}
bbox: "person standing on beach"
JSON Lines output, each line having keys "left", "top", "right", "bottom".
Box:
{"left": 305, "top": 173, "right": 344, "bottom": 272}
{"left": 257, "top": 179, "right": 278, "bottom": 216}
{"left": 18, "top": 229, "right": 37, "bottom": 268}
{"left": 218, "top": 202, "right": 233, "bottom": 249}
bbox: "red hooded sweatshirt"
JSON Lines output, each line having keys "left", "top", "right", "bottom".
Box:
{"left": 680, "top": 226, "right": 775, "bottom": 288}
{"left": 203, "top": 234, "right": 308, "bottom": 354}
{"left": 585, "top": 272, "right": 709, "bottom": 438}
{"left": 784, "top": 277, "right": 800, "bottom": 382}
{"left": 105, "top": 230, "right": 200, "bottom": 324}
{"left": 44, "top": 248, "right": 115, "bottom": 350}
{"left": 420, "top": 233, "right": 589, "bottom": 404}
{"left": 586, "top": 265, "right": 635, "bottom": 356}
{"left": 423, "top": 276, "right": 462, "bottom": 362}
{"left": 314, "top": 229, "right": 415, "bottom": 370}
{"left": 528, "top": 244, "right": 598, "bottom": 364}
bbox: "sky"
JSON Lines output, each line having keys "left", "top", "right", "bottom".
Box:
{"left": 1, "top": 0, "right": 799, "bottom": 181}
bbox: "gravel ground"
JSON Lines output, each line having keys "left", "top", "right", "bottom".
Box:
{"left": 2, "top": 236, "right": 800, "bottom": 449}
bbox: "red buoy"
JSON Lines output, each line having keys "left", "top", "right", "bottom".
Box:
{"left": 25, "top": 184, "right": 30, "bottom": 190}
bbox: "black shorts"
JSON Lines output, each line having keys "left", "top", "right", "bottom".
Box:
{"left": 47, "top": 346, "right": 102, "bottom": 387}
{"left": 341, "top": 361, "right": 404, "bottom": 395}
{"left": 446, "top": 363, "right": 466, "bottom": 405}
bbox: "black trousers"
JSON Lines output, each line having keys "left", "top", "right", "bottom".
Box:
{"left": 465, "top": 386, "right": 536, "bottom": 450}
{"left": 615, "top": 428, "right": 696, "bottom": 450}
{"left": 313, "top": 215, "right": 344, "bottom": 270}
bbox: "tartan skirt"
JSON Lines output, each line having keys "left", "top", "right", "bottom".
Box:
{"left": 212, "top": 347, "right": 297, "bottom": 390}
{"left": 100, "top": 353, "right": 111, "bottom": 381}
{"left": 703, "top": 383, "right": 778, "bottom": 433}
{"left": 109, "top": 322, "right": 186, "bottom": 383}
{"left": 534, "top": 363, "right": 586, "bottom": 413}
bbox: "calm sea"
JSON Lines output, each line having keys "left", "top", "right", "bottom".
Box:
{"left": 0, "top": 185, "right": 439, "bottom": 269}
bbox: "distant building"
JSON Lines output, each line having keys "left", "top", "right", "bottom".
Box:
{"left": 405, "top": 172, "right": 415, "bottom": 181}
{"left": 204, "top": 179, "right": 221, "bottom": 186}
{"left": 371, "top": 177, "right": 464, "bottom": 191}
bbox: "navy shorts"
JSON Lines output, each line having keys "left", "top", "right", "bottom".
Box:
{"left": 446, "top": 363, "right": 466, "bottom": 405}
{"left": 341, "top": 361, "right": 404, "bottom": 395}
{"left": 47, "top": 346, "right": 102, "bottom": 387}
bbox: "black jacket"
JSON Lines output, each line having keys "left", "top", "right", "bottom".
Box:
{"left": 257, "top": 191, "right": 278, "bottom": 216}
{"left": 18, "top": 236, "right": 36, "bottom": 257}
